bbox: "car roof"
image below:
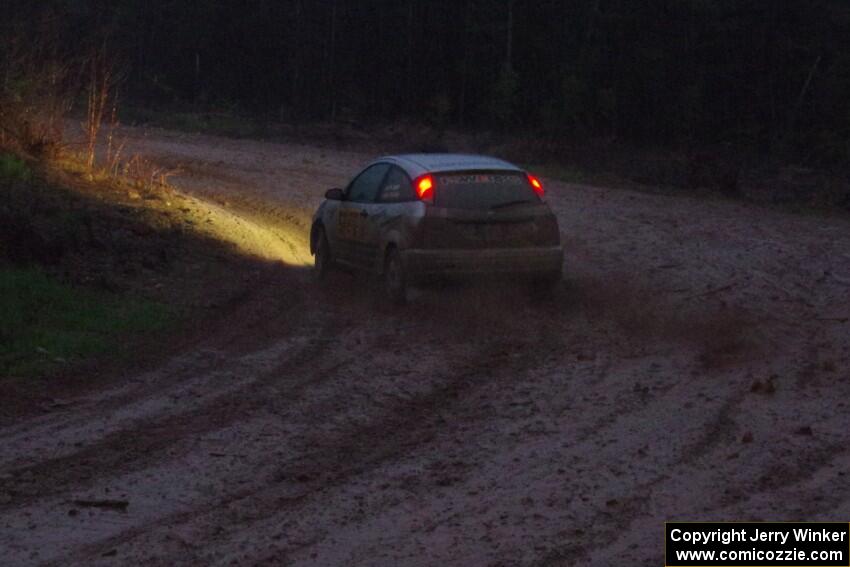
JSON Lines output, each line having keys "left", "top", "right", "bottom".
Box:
{"left": 372, "top": 153, "right": 522, "bottom": 178}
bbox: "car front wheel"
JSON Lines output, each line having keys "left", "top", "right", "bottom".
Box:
{"left": 313, "top": 227, "right": 333, "bottom": 281}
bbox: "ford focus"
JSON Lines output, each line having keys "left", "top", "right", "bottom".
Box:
{"left": 310, "top": 154, "right": 563, "bottom": 303}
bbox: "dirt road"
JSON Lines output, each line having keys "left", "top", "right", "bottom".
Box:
{"left": 2, "top": 126, "right": 850, "bottom": 566}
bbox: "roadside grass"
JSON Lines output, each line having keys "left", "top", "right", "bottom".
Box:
{"left": 0, "top": 150, "right": 239, "bottom": 381}
{"left": 125, "top": 107, "right": 261, "bottom": 138}
{"left": 525, "top": 162, "right": 591, "bottom": 185}
{"left": 523, "top": 160, "right": 647, "bottom": 195}
{"left": 0, "top": 141, "right": 304, "bottom": 384}
{"left": 0, "top": 267, "right": 171, "bottom": 378}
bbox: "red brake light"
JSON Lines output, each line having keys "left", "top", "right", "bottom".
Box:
{"left": 528, "top": 173, "right": 544, "bottom": 197}
{"left": 416, "top": 175, "right": 434, "bottom": 202}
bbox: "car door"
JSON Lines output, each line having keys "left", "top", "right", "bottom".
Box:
{"left": 373, "top": 165, "right": 417, "bottom": 258}
{"left": 337, "top": 163, "right": 389, "bottom": 268}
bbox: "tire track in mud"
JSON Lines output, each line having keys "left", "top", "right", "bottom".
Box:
{"left": 535, "top": 489, "right": 657, "bottom": 567}
{"left": 0, "top": 305, "right": 346, "bottom": 513}
{"left": 63, "top": 298, "right": 722, "bottom": 565}
{"left": 243, "top": 344, "right": 703, "bottom": 565}
{"left": 0, "top": 267, "right": 307, "bottom": 446}
{"left": 56, "top": 329, "right": 566, "bottom": 564}
{"left": 537, "top": 387, "right": 849, "bottom": 566}
{"left": 238, "top": 301, "right": 752, "bottom": 566}
{"left": 2, "top": 284, "right": 532, "bottom": 561}
{"left": 533, "top": 391, "right": 744, "bottom": 566}
{"left": 565, "top": 442, "right": 850, "bottom": 566}
{"left": 0, "top": 270, "right": 312, "bottom": 454}
{"left": 3, "top": 275, "right": 772, "bottom": 566}
{"left": 676, "top": 396, "right": 742, "bottom": 466}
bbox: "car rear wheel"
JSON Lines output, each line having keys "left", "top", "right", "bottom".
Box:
{"left": 384, "top": 247, "right": 407, "bottom": 305}
{"left": 530, "top": 270, "right": 562, "bottom": 298}
{"left": 313, "top": 227, "right": 333, "bottom": 281}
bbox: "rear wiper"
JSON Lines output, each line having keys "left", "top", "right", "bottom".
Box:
{"left": 490, "top": 199, "right": 532, "bottom": 210}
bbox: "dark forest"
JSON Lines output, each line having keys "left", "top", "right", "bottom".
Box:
{"left": 4, "top": 0, "right": 850, "bottom": 167}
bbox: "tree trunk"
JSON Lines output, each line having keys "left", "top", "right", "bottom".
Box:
{"left": 291, "top": 0, "right": 302, "bottom": 117}
{"left": 406, "top": 0, "right": 414, "bottom": 111}
{"left": 458, "top": 0, "right": 472, "bottom": 125}
{"left": 505, "top": 0, "right": 514, "bottom": 70}
{"left": 329, "top": 0, "right": 338, "bottom": 121}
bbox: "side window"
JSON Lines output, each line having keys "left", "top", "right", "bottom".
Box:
{"left": 378, "top": 166, "right": 415, "bottom": 203}
{"left": 346, "top": 163, "right": 390, "bottom": 203}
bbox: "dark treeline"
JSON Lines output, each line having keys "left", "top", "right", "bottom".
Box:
{"left": 5, "top": 0, "right": 850, "bottom": 166}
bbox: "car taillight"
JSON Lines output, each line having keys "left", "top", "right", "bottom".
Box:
{"left": 415, "top": 175, "right": 434, "bottom": 203}
{"left": 527, "top": 173, "right": 544, "bottom": 197}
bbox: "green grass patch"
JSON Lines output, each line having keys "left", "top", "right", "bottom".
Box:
{"left": 0, "top": 153, "right": 32, "bottom": 182}
{"left": 0, "top": 267, "right": 171, "bottom": 377}
{"left": 126, "top": 107, "right": 260, "bottom": 138}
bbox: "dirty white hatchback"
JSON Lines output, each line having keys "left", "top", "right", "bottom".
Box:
{"left": 310, "top": 154, "right": 563, "bottom": 303}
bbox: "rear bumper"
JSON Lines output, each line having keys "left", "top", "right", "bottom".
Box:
{"left": 402, "top": 246, "right": 564, "bottom": 279}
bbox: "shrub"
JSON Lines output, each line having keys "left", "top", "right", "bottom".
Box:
{"left": 0, "top": 31, "right": 73, "bottom": 158}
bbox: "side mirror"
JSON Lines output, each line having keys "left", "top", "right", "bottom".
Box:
{"left": 325, "top": 188, "right": 344, "bottom": 201}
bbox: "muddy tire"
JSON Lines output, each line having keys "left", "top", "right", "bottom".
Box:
{"left": 383, "top": 247, "right": 407, "bottom": 305}
{"left": 313, "top": 227, "right": 333, "bottom": 281}
{"left": 530, "top": 270, "right": 562, "bottom": 298}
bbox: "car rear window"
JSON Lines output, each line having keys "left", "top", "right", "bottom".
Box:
{"left": 433, "top": 171, "right": 539, "bottom": 210}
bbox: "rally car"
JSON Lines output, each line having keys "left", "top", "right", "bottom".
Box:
{"left": 310, "top": 154, "right": 563, "bottom": 303}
